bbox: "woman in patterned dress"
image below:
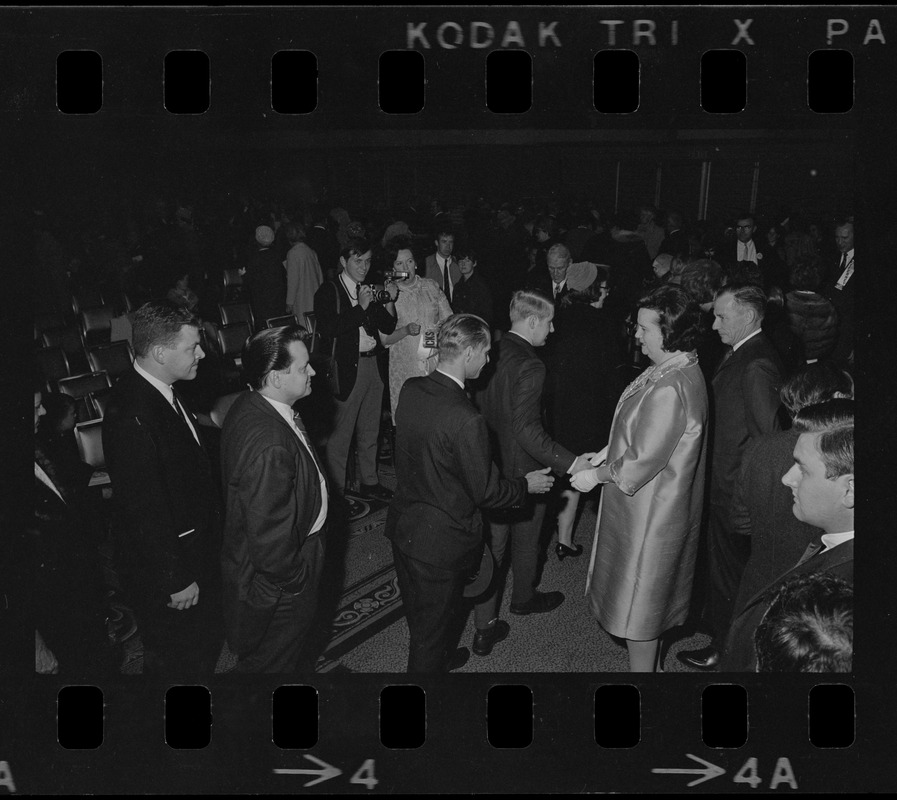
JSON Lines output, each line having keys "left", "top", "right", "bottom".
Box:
{"left": 381, "top": 236, "right": 452, "bottom": 423}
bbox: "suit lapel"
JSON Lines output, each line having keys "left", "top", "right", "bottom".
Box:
{"left": 34, "top": 446, "right": 74, "bottom": 507}
{"left": 130, "top": 370, "right": 205, "bottom": 455}
{"left": 741, "top": 539, "right": 853, "bottom": 613}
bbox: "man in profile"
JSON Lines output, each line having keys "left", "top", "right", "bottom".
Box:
{"left": 679, "top": 283, "right": 784, "bottom": 671}
{"left": 220, "top": 326, "right": 327, "bottom": 673}
{"left": 104, "top": 300, "right": 223, "bottom": 677}
{"left": 386, "top": 314, "right": 554, "bottom": 673}
{"left": 722, "top": 399, "right": 854, "bottom": 672}
{"left": 473, "top": 291, "right": 593, "bottom": 645}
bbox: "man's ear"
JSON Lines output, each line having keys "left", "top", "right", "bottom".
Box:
{"left": 150, "top": 344, "right": 167, "bottom": 365}
{"left": 841, "top": 474, "right": 855, "bottom": 510}
{"left": 528, "top": 315, "right": 538, "bottom": 330}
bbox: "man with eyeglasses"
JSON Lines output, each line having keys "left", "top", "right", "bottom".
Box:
{"left": 720, "top": 212, "right": 771, "bottom": 282}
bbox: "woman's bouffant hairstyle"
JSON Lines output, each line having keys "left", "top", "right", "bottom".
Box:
{"left": 384, "top": 234, "right": 416, "bottom": 265}
{"left": 779, "top": 361, "right": 854, "bottom": 418}
{"left": 790, "top": 256, "right": 824, "bottom": 292}
{"left": 242, "top": 325, "right": 311, "bottom": 391}
{"left": 679, "top": 258, "right": 723, "bottom": 304}
{"left": 637, "top": 285, "right": 703, "bottom": 353}
{"left": 436, "top": 314, "right": 490, "bottom": 361}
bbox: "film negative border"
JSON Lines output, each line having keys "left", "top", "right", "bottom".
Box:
{"left": 3, "top": 4, "right": 895, "bottom": 795}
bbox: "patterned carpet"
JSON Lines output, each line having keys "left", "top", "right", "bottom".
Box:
{"left": 112, "top": 464, "right": 402, "bottom": 675}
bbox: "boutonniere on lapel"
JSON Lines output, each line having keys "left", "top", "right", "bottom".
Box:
{"left": 756, "top": 252, "right": 763, "bottom": 261}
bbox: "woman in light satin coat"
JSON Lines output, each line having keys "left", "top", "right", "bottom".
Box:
{"left": 573, "top": 286, "right": 708, "bottom": 672}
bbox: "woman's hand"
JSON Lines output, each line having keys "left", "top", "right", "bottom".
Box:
{"left": 571, "top": 467, "right": 601, "bottom": 493}
{"left": 406, "top": 322, "right": 421, "bottom": 336}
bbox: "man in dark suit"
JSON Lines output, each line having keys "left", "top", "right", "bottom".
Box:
{"left": 679, "top": 284, "right": 785, "bottom": 671}
{"left": 527, "top": 243, "right": 574, "bottom": 302}
{"left": 722, "top": 400, "right": 854, "bottom": 671}
{"left": 313, "top": 237, "right": 397, "bottom": 501}
{"left": 423, "top": 225, "right": 460, "bottom": 306}
{"left": 730, "top": 362, "right": 853, "bottom": 610}
{"left": 103, "top": 300, "right": 223, "bottom": 677}
{"left": 386, "top": 314, "right": 554, "bottom": 673}
{"left": 473, "top": 291, "right": 593, "bottom": 640}
{"left": 658, "top": 209, "right": 690, "bottom": 259}
{"left": 220, "top": 327, "right": 328, "bottom": 673}
{"left": 717, "top": 212, "right": 766, "bottom": 269}
{"left": 821, "top": 219, "right": 855, "bottom": 369}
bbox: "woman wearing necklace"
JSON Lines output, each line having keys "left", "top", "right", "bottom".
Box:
{"left": 381, "top": 236, "right": 453, "bottom": 424}
{"left": 572, "top": 286, "right": 708, "bottom": 672}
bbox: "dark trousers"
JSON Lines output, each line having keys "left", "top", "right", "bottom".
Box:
{"left": 474, "top": 500, "right": 547, "bottom": 628}
{"left": 706, "top": 503, "right": 752, "bottom": 647}
{"left": 392, "top": 544, "right": 467, "bottom": 673}
{"left": 324, "top": 356, "right": 384, "bottom": 492}
{"left": 234, "top": 536, "right": 325, "bottom": 674}
{"left": 137, "top": 580, "right": 224, "bottom": 679}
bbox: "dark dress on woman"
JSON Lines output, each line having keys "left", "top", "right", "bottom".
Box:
{"left": 543, "top": 301, "right": 620, "bottom": 454}
{"left": 245, "top": 246, "right": 286, "bottom": 327}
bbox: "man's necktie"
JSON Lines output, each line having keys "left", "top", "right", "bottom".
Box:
{"left": 443, "top": 258, "right": 451, "bottom": 301}
{"left": 839, "top": 253, "right": 847, "bottom": 272}
{"left": 554, "top": 282, "right": 561, "bottom": 298}
{"left": 172, "top": 392, "right": 200, "bottom": 445}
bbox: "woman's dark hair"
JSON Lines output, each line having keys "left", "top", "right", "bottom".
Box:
{"left": 384, "top": 234, "right": 415, "bottom": 265}
{"left": 679, "top": 258, "right": 723, "bottom": 304}
{"left": 241, "top": 325, "right": 310, "bottom": 391}
{"left": 637, "top": 285, "right": 703, "bottom": 352}
{"left": 340, "top": 237, "right": 371, "bottom": 262}
{"left": 454, "top": 247, "right": 479, "bottom": 263}
{"left": 284, "top": 222, "right": 305, "bottom": 245}
{"left": 790, "top": 256, "right": 824, "bottom": 292}
{"left": 779, "top": 360, "right": 854, "bottom": 418}
{"left": 560, "top": 266, "right": 609, "bottom": 308}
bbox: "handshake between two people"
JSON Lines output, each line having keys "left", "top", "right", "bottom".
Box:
{"left": 569, "top": 445, "right": 609, "bottom": 494}
{"left": 524, "top": 445, "right": 609, "bottom": 495}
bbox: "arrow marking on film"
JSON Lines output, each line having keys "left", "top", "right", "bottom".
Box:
{"left": 652, "top": 753, "right": 726, "bottom": 787}
{"left": 274, "top": 755, "right": 343, "bottom": 787}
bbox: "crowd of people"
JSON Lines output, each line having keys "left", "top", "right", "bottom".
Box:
{"left": 30, "top": 190, "right": 855, "bottom": 675}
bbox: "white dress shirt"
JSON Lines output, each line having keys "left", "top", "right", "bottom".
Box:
{"left": 261, "top": 395, "right": 328, "bottom": 536}
{"left": 134, "top": 361, "right": 200, "bottom": 445}
{"left": 737, "top": 239, "right": 758, "bottom": 263}
{"left": 339, "top": 273, "right": 378, "bottom": 353}
{"left": 732, "top": 327, "right": 762, "bottom": 352}
{"left": 820, "top": 530, "right": 854, "bottom": 552}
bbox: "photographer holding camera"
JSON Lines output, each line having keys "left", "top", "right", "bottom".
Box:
{"left": 313, "top": 237, "right": 398, "bottom": 504}
{"left": 380, "top": 236, "right": 453, "bottom": 424}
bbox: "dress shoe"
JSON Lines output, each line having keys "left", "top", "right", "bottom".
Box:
{"left": 446, "top": 647, "right": 470, "bottom": 672}
{"left": 510, "top": 590, "right": 565, "bottom": 615}
{"left": 358, "top": 482, "right": 394, "bottom": 502}
{"left": 472, "top": 620, "right": 511, "bottom": 657}
{"left": 676, "top": 646, "right": 720, "bottom": 671}
{"left": 555, "top": 542, "right": 584, "bottom": 561}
